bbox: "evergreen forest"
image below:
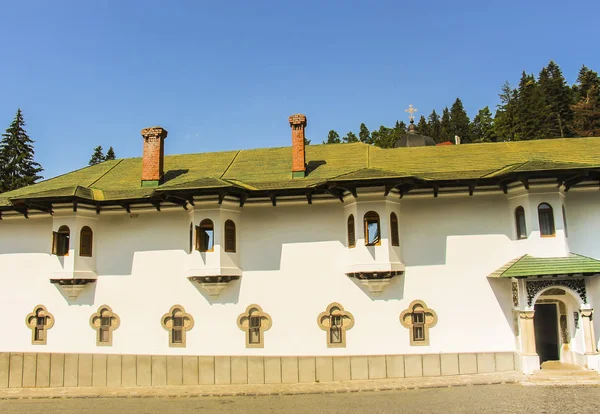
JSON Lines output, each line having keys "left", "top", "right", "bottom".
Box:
{"left": 321, "top": 62, "right": 600, "bottom": 147}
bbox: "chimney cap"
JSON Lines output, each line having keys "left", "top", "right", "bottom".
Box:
{"left": 141, "top": 126, "right": 168, "bottom": 139}
{"left": 289, "top": 114, "right": 307, "bottom": 127}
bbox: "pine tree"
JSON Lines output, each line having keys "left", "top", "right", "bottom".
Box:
{"left": 416, "top": 115, "right": 430, "bottom": 136}
{"left": 471, "top": 106, "right": 495, "bottom": 142}
{"left": 428, "top": 110, "right": 442, "bottom": 142}
{"left": 324, "top": 130, "right": 341, "bottom": 144}
{"left": 571, "top": 66, "right": 600, "bottom": 136}
{"left": 450, "top": 98, "right": 471, "bottom": 143}
{"left": 342, "top": 132, "right": 359, "bottom": 143}
{"left": 494, "top": 81, "right": 517, "bottom": 141}
{"left": 105, "top": 146, "right": 116, "bottom": 161}
{"left": 371, "top": 126, "right": 394, "bottom": 148}
{"left": 304, "top": 137, "right": 311, "bottom": 145}
{"left": 89, "top": 146, "right": 105, "bottom": 166}
{"left": 538, "top": 61, "right": 573, "bottom": 138}
{"left": 440, "top": 107, "right": 452, "bottom": 143}
{"left": 0, "top": 109, "right": 43, "bottom": 192}
{"left": 394, "top": 120, "right": 407, "bottom": 133}
{"left": 358, "top": 123, "right": 371, "bottom": 144}
{"left": 515, "top": 71, "right": 544, "bottom": 140}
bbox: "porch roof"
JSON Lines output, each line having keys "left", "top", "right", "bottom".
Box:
{"left": 489, "top": 253, "right": 600, "bottom": 278}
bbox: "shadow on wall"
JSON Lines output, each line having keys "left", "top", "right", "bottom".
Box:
{"left": 96, "top": 212, "right": 189, "bottom": 276}
{"left": 241, "top": 204, "right": 346, "bottom": 272}
{"left": 401, "top": 196, "right": 512, "bottom": 267}
{"left": 488, "top": 278, "right": 515, "bottom": 335}
{"left": 0, "top": 218, "right": 52, "bottom": 254}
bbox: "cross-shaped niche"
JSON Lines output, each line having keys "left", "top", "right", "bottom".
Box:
{"left": 400, "top": 300, "right": 438, "bottom": 346}
{"left": 26, "top": 305, "right": 55, "bottom": 345}
{"left": 237, "top": 304, "right": 272, "bottom": 348}
{"left": 89, "top": 305, "right": 120, "bottom": 346}
{"left": 317, "top": 302, "right": 355, "bottom": 348}
{"left": 161, "top": 305, "right": 194, "bottom": 348}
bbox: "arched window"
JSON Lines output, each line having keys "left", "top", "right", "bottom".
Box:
{"left": 562, "top": 205, "right": 568, "bottom": 238}
{"left": 79, "top": 226, "right": 93, "bottom": 257}
{"left": 515, "top": 206, "right": 527, "bottom": 239}
{"left": 390, "top": 212, "right": 399, "bottom": 246}
{"left": 52, "top": 225, "right": 70, "bottom": 256}
{"left": 224, "top": 220, "right": 236, "bottom": 253}
{"left": 189, "top": 223, "right": 193, "bottom": 253}
{"left": 364, "top": 211, "right": 380, "bottom": 246}
{"left": 196, "top": 219, "right": 214, "bottom": 252}
{"left": 347, "top": 215, "right": 355, "bottom": 248}
{"left": 538, "top": 203, "right": 555, "bottom": 237}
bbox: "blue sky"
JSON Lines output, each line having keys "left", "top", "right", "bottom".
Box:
{"left": 1, "top": 0, "right": 598, "bottom": 180}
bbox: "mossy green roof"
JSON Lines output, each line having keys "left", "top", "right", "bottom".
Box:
{"left": 2, "top": 137, "right": 600, "bottom": 207}
{"left": 490, "top": 254, "right": 600, "bottom": 278}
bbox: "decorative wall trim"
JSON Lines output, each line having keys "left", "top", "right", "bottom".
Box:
{"left": 526, "top": 278, "right": 587, "bottom": 306}
{"left": 399, "top": 300, "right": 438, "bottom": 346}
{"left": 237, "top": 304, "right": 272, "bottom": 348}
{"left": 89, "top": 305, "right": 120, "bottom": 346}
{"left": 161, "top": 305, "right": 194, "bottom": 348}
{"left": 25, "top": 305, "right": 54, "bottom": 345}
{"left": 317, "top": 302, "right": 354, "bottom": 348}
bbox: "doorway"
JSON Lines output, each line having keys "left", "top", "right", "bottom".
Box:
{"left": 534, "top": 303, "right": 559, "bottom": 364}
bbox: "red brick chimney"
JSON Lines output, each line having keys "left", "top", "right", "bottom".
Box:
{"left": 289, "top": 114, "right": 307, "bottom": 178}
{"left": 141, "top": 126, "right": 168, "bottom": 187}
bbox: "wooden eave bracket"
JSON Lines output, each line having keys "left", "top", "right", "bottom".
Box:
{"left": 239, "top": 194, "right": 248, "bottom": 207}
{"left": 269, "top": 192, "right": 277, "bottom": 207}
{"left": 306, "top": 191, "right": 313, "bottom": 205}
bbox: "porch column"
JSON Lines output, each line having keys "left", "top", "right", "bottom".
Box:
{"left": 580, "top": 309, "right": 598, "bottom": 355}
{"left": 519, "top": 310, "right": 537, "bottom": 355}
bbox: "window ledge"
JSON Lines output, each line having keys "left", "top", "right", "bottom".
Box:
{"left": 344, "top": 262, "right": 405, "bottom": 274}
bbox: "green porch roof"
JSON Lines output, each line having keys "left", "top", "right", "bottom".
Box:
{"left": 1, "top": 137, "right": 600, "bottom": 207}
{"left": 490, "top": 254, "right": 600, "bottom": 278}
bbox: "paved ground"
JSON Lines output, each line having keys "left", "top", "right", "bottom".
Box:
{"left": 0, "top": 384, "right": 599, "bottom": 414}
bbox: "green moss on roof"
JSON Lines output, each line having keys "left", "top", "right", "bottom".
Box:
{"left": 2, "top": 137, "right": 600, "bottom": 206}
{"left": 490, "top": 254, "right": 600, "bottom": 278}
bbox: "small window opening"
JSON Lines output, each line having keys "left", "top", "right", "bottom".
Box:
{"left": 347, "top": 215, "right": 356, "bottom": 248}
{"left": 390, "top": 212, "right": 399, "bottom": 246}
{"left": 364, "top": 211, "right": 380, "bottom": 246}
{"left": 412, "top": 311, "right": 425, "bottom": 342}
{"left": 196, "top": 219, "right": 214, "bottom": 252}
{"left": 80, "top": 226, "right": 93, "bottom": 257}
{"left": 224, "top": 220, "right": 236, "bottom": 253}
{"left": 52, "top": 225, "right": 70, "bottom": 256}
{"left": 515, "top": 206, "right": 527, "bottom": 239}
{"left": 172, "top": 316, "right": 183, "bottom": 343}
{"left": 538, "top": 203, "right": 555, "bottom": 237}
{"left": 330, "top": 314, "right": 343, "bottom": 344}
{"left": 249, "top": 315, "right": 261, "bottom": 344}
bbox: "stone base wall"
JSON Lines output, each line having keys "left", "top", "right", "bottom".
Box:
{"left": 0, "top": 352, "right": 517, "bottom": 388}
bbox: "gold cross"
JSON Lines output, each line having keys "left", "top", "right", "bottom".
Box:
{"left": 405, "top": 104, "right": 417, "bottom": 121}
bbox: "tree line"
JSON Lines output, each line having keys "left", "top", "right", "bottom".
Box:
{"left": 0, "top": 109, "right": 117, "bottom": 193}
{"left": 320, "top": 61, "right": 600, "bottom": 146}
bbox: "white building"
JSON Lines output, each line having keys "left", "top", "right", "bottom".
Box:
{"left": 0, "top": 115, "right": 599, "bottom": 388}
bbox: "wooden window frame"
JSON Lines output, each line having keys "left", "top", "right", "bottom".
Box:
{"left": 89, "top": 305, "right": 120, "bottom": 346}
{"left": 52, "top": 225, "right": 70, "bottom": 256}
{"left": 347, "top": 215, "right": 356, "bottom": 248}
{"left": 237, "top": 304, "right": 272, "bottom": 348}
{"left": 317, "top": 302, "right": 355, "bottom": 348}
{"left": 538, "top": 203, "right": 556, "bottom": 237}
{"left": 189, "top": 222, "right": 193, "bottom": 253}
{"left": 224, "top": 219, "right": 236, "bottom": 253}
{"left": 26, "top": 305, "right": 54, "bottom": 345}
{"left": 161, "top": 305, "right": 194, "bottom": 348}
{"left": 515, "top": 206, "right": 527, "bottom": 240}
{"left": 79, "top": 226, "right": 93, "bottom": 257}
{"left": 196, "top": 219, "right": 214, "bottom": 252}
{"left": 400, "top": 300, "right": 438, "bottom": 346}
{"left": 390, "top": 212, "right": 399, "bottom": 246}
{"left": 364, "top": 211, "right": 381, "bottom": 246}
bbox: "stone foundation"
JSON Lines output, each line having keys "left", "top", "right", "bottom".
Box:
{"left": 0, "top": 352, "right": 517, "bottom": 388}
